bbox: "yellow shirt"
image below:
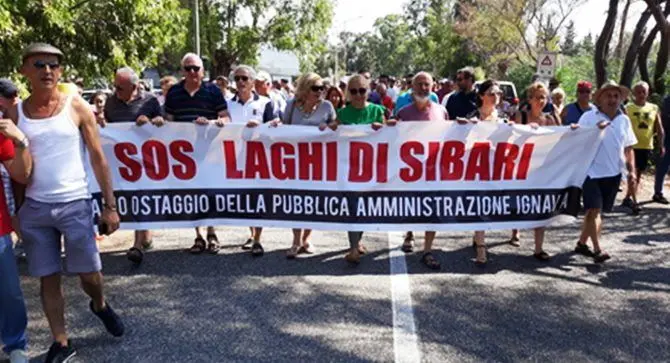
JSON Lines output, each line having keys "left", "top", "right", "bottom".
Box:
{"left": 626, "top": 102, "right": 658, "bottom": 150}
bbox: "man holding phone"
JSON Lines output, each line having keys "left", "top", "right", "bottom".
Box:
{"left": 11, "top": 43, "right": 123, "bottom": 363}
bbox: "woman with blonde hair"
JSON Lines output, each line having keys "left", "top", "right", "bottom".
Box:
{"left": 330, "top": 74, "right": 387, "bottom": 264}
{"left": 279, "top": 72, "right": 337, "bottom": 258}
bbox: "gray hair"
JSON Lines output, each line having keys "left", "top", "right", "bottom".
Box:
{"left": 233, "top": 65, "right": 256, "bottom": 80}
{"left": 632, "top": 81, "right": 650, "bottom": 91}
{"left": 550, "top": 87, "right": 566, "bottom": 99}
{"left": 116, "top": 67, "right": 139, "bottom": 85}
{"left": 412, "top": 71, "right": 434, "bottom": 85}
{"left": 181, "top": 52, "right": 203, "bottom": 68}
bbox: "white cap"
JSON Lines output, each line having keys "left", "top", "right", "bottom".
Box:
{"left": 256, "top": 70, "right": 272, "bottom": 83}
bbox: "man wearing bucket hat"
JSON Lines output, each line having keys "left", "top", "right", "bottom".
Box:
{"left": 575, "top": 80, "right": 638, "bottom": 263}
{"left": 13, "top": 43, "right": 123, "bottom": 362}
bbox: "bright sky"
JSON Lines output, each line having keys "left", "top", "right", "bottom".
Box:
{"left": 332, "top": 0, "right": 650, "bottom": 42}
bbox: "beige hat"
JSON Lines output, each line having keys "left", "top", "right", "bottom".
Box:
{"left": 22, "top": 43, "right": 64, "bottom": 62}
{"left": 593, "top": 80, "right": 630, "bottom": 104}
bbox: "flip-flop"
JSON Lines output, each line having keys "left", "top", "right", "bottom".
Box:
{"left": 286, "top": 245, "right": 300, "bottom": 259}
{"left": 421, "top": 252, "right": 441, "bottom": 270}
{"left": 298, "top": 244, "right": 314, "bottom": 254}
{"left": 142, "top": 240, "right": 153, "bottom": 251}
{"left": 241, "top": 238, "right": 254, "bottom": 250}
{"left": 533, "top": 251, "right": 551, "bottom": 261}
{"left": 508, "top": 236, "right": 521, "bottom": 247}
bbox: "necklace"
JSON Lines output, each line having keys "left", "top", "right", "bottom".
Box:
{"left": 25, "top": 94, "right": 63, "bottom": 119}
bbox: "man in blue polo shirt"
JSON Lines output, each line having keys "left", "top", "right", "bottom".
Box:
{"left": 165, "top": 53, "right": 230, "bottom": 255}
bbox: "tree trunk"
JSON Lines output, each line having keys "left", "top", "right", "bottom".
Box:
{"left": 654, "top": 26, "right": 670, "bottom": 94}
{"left": 615, "top": 0, "right": 632, "bottom": 59}
{"left": 638, "top": 0, "right": 670, "bottom": 94}
{"left": 638, "top": 27, "right": 659, "bottom": 87}
{"left": 620, "top": 10, "right": 652, "bottom": 88}
{"left": 595, "top": 0, "right": 619, "bottom": 87}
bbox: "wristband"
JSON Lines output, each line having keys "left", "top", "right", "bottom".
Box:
{"left": 103, "top": 203, "right": 118, "bottom": 212}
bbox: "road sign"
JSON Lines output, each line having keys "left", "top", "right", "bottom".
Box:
{"left": 536, "top": 52, "right": 557, "bottom": 79}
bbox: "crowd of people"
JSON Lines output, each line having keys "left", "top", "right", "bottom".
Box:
{"left": 0, "top": 42, "right": 669, "bottom": 362}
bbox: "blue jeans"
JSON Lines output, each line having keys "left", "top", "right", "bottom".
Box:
{"left": 654, "top": 135, "right": 670, "bottom": 195}
{"left": 0, "top": 234, "right": 27, "bottom": 354}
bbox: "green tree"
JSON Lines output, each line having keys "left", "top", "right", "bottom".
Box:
{"left": 562, "top": 21, "right": 578, "bottom": 56}
{"left": 191, "top": 0, "right": 334, "bottom": 77}
{"left": 580, "top": 33, "right": 595, "bottom": 55}
{"left": 0, "top": 0, "right": 189, "bottom": 84}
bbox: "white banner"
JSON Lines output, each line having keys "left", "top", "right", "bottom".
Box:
{"left": 87, "top": 122, "right": 603, "bottom": 231}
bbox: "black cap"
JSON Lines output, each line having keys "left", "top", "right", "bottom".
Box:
{"left": 22, "top": 43, "right": 64, "bottom": 62}
{"left": 0, "top": 79, "right": 18, "bottom": 98}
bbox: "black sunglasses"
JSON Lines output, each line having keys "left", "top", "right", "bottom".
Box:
{"left": 311, "top": 85, "right": 325, "bottom": 92}
{"left": 349, "top": 88, "right": 367, "bottom": 96}
{"left": 234, "top": 75, "right": 249, "bottom": 82}
{"left": 34, "top": 60, "right": 60, "bottom": 70}
{"left": 183, "top": 65, "right": 201, "bottom": 73}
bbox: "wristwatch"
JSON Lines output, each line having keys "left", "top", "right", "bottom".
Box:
{"left": 103, "top": 202, "right": 118, "bottom": 212}
{"left": 14, "top": 136, "right": 29, "bottom": 149}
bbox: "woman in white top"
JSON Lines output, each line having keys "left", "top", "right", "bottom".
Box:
{"left": 278, "top": 73, "right": 336, "bottom": 258}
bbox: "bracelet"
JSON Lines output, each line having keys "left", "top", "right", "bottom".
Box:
{"left": 103, "top": 203, "right": 117, "bottom": 212}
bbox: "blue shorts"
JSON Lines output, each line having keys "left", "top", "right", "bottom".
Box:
{"left": 19, "top": 198, "right": 101, "bottom": 277}
{"left": 582, "top": 175, "right": 622, "bottom": 212}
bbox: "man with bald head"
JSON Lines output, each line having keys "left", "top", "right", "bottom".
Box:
{"left": 392, "top": 72, "right": 448, "bottom": 270}
{"left": 165, "top": 52, "right": 230, "bottom": 255}
{"left": 393, "top": 72, "right": 440, "bottom": 117}
{"left": 104, "top": 67, "right": 163, "bottom": 265}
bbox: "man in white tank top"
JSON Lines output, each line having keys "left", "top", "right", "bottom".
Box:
{"left": 10, "top": 43, "right": 124, "bottom": 363}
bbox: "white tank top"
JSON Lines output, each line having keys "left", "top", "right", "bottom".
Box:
{"left": 18, "top": 95, "right": 91, "bottom": 203}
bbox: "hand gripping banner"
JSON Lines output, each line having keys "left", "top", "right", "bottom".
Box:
{"left": 87, "top": 122, "right": 603, "bottom": 231}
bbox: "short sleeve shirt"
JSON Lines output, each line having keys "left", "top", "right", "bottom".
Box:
{"left": 0, "top": 135, "right": 15, "bottom": 235}
{"left": 104, "top": 91, "right": 162, "bottom": 123}
{"left": 337, "top": 103, "right": 385, "bottom": 125}
{"left": 445, "top": 91, "right": 477, "bottom": 119}
{"left": 227, "top": 93, "right": 276, "bottom": 124}
{"left": 626, "top": 102, "right": 659, "bottom": 150}
{"left": 579, "top": 108, "right": 638, "bottom": 178}
{"left": 397, "top": 103, "right": 448, "bottom": 122}
{"left": 165, "top": 81, "right": 227, "bottom": 122}
{"left": 283, "top": 99, "right": 336, "bottom": 126}
{"left": 393, "top": 91, "right": 439, "bottom": 116}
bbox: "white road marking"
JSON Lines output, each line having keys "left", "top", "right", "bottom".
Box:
{"left": 388, "top": 232, "right": 422, "bottom": 363}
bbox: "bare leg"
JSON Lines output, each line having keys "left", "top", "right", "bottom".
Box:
{"left": 291, "top": 229, "right": 301, "bottom": 248}
{"left": 79, "top": 271, "right": 105, "bottom": 311}
{"left": 206, "top": 226, "right": 216, "bottom": 236}
{"left": 40, "top": 274, "right": 68, "bottom": 346}
{"left": 590, "top": 209, "right": 603, "bottom": 252}
{"left": 533, "top": 228, "right": 545, "bottom": 254}
{"left": 194, "top": 227, "right": 203, "bottom": 239}
{"left": 424, "top": 231, "right": 436, "bottom": 252}
{"left": 578, "top": 209, "right": 595, "bottom": 245}
{"left": 474, "top": 231, "right": 486, "bottom": 263}
{"left": 301, "top": 229, "right": 312, "bottom": 247}
{"left": 253, "top": 227, "right": 263, "bottom": 242}
{"left": 133, "top": 230, "right": 152, "bottom": 249}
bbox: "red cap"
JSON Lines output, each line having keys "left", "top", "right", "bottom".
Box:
{"left": 577, "top": 81, "right": 592, "bottom": 92}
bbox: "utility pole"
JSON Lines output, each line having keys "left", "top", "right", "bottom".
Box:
{"left": 194, "top": 0, "right": 201, "bottom": 56}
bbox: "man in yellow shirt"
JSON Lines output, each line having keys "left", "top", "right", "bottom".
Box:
{"left": 623, "top": 81, "right": 665, "bottom": 212}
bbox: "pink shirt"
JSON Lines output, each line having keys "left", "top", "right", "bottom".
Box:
{"left": 396, "top": 102, "right": 449, "bottom": 121}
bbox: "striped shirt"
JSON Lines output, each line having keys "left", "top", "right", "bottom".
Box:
{"left": 165, "top": 81, "right": 227, "bottom": 122}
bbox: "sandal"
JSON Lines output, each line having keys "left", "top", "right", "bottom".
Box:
{"left": 421, "top": 252, "right": 441, "bottom": 270}
{"left": 358, "top": 244, "right": 368, "bottom": 255}
{"left": 345, "top": 250, "right": 360, "bottom": 265}
{"left": 251, "top": 242, "right": 264, "bottom": 257}
{"left": 574, "top": 242, "right": 594, "bottom": 257}
{"left": 206, "top": 234, "right": 220, "bottom": 254}
{"left": 141, "top": 240, "right": 154, "bottom": 251}
{"left": 401, "top": 235, "right": 414, "bottom": 253}
{"left": 242, "top": 238, "right": 254, "bottom": 250}
{"left": 475, "top": 245, "right": 487, "bottom": 265}
{"left": 533, "top": 251, "right": 551, "bottom": 261}
{"left": 508, "top": 236, "right": 521, "bottom": 247}
{"left": 189, "top": 237, "right": 207, "bottom": 254}
{"left": 298, "top": 244, "right": 314, "bottom": 254}
{"left": 286, "top": 245, "right": 300, "bottom": 259}
{"left": 126, "top": 247, "right": 143, "bottom": 264}
{"left": 593, "top": 250, "right": 611, "bottom": 263}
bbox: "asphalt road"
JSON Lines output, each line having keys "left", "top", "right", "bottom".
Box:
{"left": 4, "top": 183, "right": 669, "bottom": 363}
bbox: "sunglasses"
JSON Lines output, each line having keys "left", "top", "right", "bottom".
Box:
{"left": 311, "top": 85, "right": 325, "bottom": 92}
{"left": 349, "top": 88, "right": 367, "bottom": 96}
{"left": 234, "top": 75, "right": 249, "bottom": 82}
{"left": 183, "top": 65, "right": 201, "bottom": 73}
{"left": 34, "top": 60, "right": 60, "bottom": 70}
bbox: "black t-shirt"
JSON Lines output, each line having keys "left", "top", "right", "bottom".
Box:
{"left": 446, "top": 91, "right": 477, "bottom": 119}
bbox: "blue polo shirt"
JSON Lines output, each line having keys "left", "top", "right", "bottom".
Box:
{"left": 393, "top": 91, "right": 439, "bottom": 116}
{"left": 165, "top": 80, "right": 227, "bottom": 122}
{"left": 446, "top": 91, "right": 477, "bottom": 119}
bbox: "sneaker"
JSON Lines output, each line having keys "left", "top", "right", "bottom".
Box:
{"left": 9, "top": 349, "right": 29, "bottom": 363}
{"left": 90, "top": 300, "right": 125, "bottom": 337}
{"left": 45, "top": 341, "right": 76, "bottom": 363}
{"left": 653, "top": 194, "right": 670, "bottom": 205}
{"left": 574, "top": 242, "right": 594, "bottom": 257}
{"left": 621, "top": 197, "right": 633, "bottom": 208}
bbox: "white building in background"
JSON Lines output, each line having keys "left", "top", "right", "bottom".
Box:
{"left": 257, "top": 47, "right": 300, "bottom": 83}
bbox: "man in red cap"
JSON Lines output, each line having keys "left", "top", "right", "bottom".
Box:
{"left": 561, "top": 80, "right": 595, "bottom": 125}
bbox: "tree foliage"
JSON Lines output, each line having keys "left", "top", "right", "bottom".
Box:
{"left": 0, "top": 0, "right": 189, "bottom": 85}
